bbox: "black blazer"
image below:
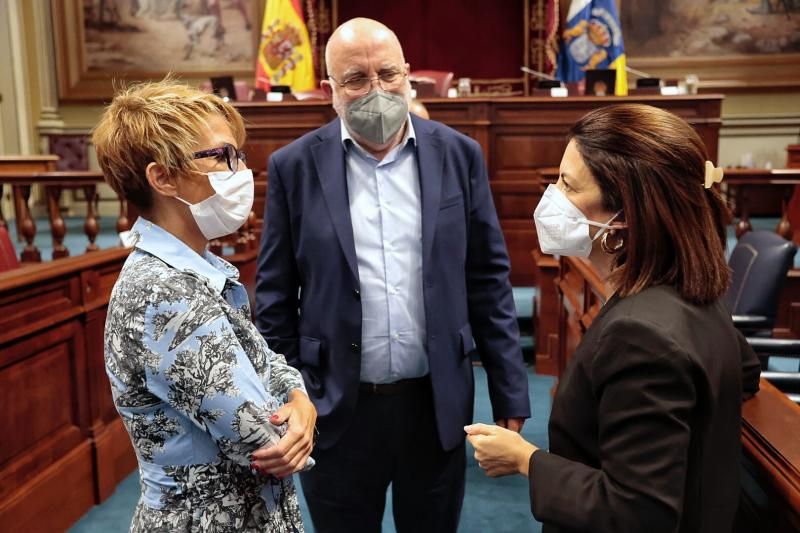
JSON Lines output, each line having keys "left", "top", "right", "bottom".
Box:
{"left": 255, "top": 115, "right": 531, "bottom": 450}
{"left": 529, "top": 285, "right": 761, "bottom": 533}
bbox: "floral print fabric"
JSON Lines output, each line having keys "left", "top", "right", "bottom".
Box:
{"left": 105, "top": 218, "right": 306, "bottom": 532}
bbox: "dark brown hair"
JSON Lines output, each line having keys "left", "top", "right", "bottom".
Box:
{"left": 569, "top": 103, "right": 731, "bottom": 304}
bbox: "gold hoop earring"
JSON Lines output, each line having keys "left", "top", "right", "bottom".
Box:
{"left": 601, "top": 230, "right": 624, "bottom": 254}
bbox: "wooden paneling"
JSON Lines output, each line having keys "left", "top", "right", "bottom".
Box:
{"left": 237, "top": 95, "right": 723, "bottom": 286}
{"left": 532, "top": 250, "right": 559, "bottom": 375}
{"left": 0, "top": 442, "right": 96, "bottom": 533}
{"left": 789, "top": 145, "right": 800, "bottom": 169}
{"left": 0, "top": 248, "right": 134, "bottom": 532}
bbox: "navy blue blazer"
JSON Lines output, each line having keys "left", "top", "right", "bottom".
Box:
{"left": 255, "top": 115, "right": 531, "bottom": 451}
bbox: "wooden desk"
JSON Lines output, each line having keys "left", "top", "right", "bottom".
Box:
{"left": 0, "top": 248, "right": 135, "bottom": 532}
{"left": 236, "top": 95, "right": 723, "bottom": 285}
{"left": 723, "top": 169, "right": 800, "bottom": 243}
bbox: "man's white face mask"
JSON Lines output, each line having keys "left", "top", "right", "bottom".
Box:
{"left": 533, "top": 184, "right": 620, "bottom": 257}
{"left": 176, "top": 168, "right": 254, "bottom": 241}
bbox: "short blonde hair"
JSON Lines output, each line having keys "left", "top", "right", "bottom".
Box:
{"left": 92, "top": 78, "right": 246, "bottom": 211}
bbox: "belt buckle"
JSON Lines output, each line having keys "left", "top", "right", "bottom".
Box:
{"left": 372, "top": 383, "right": 379, "bottom": 393}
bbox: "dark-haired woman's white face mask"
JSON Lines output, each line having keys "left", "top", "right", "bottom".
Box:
{"left": 533, "top": 140, "right": 622, "bottom": 257}
{"left": 533, "top": 184, "right": 620, "bottom": 257}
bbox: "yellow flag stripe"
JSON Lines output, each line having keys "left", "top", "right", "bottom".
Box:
{"left": 610, "top": 54, "right": 628, "bottom": 96}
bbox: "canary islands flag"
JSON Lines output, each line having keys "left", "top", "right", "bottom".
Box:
{"left": 557, "top": 0, "right": 627, "bottom": 95}
{"left": 255, "top": 0, "right": 316, "bottom": 92}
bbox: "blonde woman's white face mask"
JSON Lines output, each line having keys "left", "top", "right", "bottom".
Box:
{"left": 176, "top": 168, "right": 254, "bottom": 240}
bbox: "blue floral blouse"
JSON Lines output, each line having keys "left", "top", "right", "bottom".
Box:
{"left": 104, "top": 218, "right": 308, "bottom": 532}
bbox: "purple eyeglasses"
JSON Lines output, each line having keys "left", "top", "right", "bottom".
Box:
{"left": 192, "top": 143, "right": 247, "bottom": 175}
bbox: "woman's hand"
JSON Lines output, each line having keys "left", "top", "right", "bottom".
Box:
{"left": 252, "top": 389, "right": 317, "bottom": 478}
{"left": 465, "top": 423, "right": 538, "bottom": 478}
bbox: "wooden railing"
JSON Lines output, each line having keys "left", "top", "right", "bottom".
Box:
{"left": 0, "top": 170, "right": 128, "bottom": 262}
{"left": 555, "top": 256, "right": 800, "bottom": 532}
{"left": 1, "top": 169, "right": 260, "bottom": 269}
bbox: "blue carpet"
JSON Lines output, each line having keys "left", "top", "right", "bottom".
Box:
{"left": 769, "top": 357, "right": 800, "bottom": 372}
{"left": 68, "top": 366, "right": 553, "bottom": 533}
{"left": 513, "top": 287, "right": 536, "bottom": 321}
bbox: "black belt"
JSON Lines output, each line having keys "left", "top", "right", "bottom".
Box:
{"left": 359, "top": 375, "right": 429, "bottom": 395}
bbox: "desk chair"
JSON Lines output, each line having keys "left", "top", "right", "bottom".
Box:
{"left": 199, "top": 80, "right": 251, "bottom": 101}
{"left": 725, "top": 230, "right": 797, "bottom": 334}
{"left": 409, "top": 70, "right": 454, "bottom": 98}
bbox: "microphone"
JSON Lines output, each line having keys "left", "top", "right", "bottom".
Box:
{"left": 520, "top": 66, "right": 557, "bottom": 81}
{"left": 624, "top": 65, "right": 653, "bottom": 78}
{"left": 625, "top": 65, "right": 662, "bottom": 89}
{"left": 520, "top": 66, "right": 565, "bottom": 92}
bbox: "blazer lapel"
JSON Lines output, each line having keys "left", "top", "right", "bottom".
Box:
{"left": 311, "top": 127, "right": 359, "bottom": 281}
{"left": 415, "top": 119, "right": 445, "bottom": 267}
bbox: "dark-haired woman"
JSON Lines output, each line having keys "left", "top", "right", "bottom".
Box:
{"left": 466, "top": 103, "right": 761, "bottom": 533}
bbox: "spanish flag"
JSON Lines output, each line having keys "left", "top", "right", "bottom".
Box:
{"left": 255, "top": 0, "right": 316, "bottom": 92}
{"left": 557, "top": 0, "right": 627, "bottom": 96}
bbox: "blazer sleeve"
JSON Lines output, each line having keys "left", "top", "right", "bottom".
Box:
{"left": 464, "top": 141, "right": 531, "bottom": 420}
{"left": 255, "top": 155, "right": 301, "bottom": 367}
{"left": 528, "top": 317, "right": 695, "bottom": 533}
{"left": 737, "top": 329, "right": 761, "bottom": 400}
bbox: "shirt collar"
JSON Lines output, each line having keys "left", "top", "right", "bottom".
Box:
{"left": 340, "top": 114, "right": 416, "bottom": 156}
{"left": 129, "top": 217, "right": 239, "bottom": 294}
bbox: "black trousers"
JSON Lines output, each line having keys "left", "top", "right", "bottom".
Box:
{"left": 300, "top": 378, "right": 466, "bottom": 533}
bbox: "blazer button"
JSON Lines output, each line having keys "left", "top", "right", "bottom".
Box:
{"left": 353, "top": 288, "right": 360, "bottom": 300}
{"left": 351, "top": 342, "right": 361, "bottom": 353}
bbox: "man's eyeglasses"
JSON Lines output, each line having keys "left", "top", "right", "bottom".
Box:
{"left": 192, "top": 143, "right": 247, "bottom": 176}
{"left": 328, "top": 69, "right": 408, "bottom": 96}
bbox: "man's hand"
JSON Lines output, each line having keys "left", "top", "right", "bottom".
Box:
{"left": 495, "top": 417, "right": 526, "bottom": 433}
{"left": 252, "top": 389, "right": 317, "bottom": 478}
{"left": 465, "top": 423, "right": 538, "bottom": 478}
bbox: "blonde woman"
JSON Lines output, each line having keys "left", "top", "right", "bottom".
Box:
{"left": 94, "top": 79, "right": 315, "bottom": 532}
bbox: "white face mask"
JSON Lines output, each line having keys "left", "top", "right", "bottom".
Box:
{"left": 176, "top": 169, "right": 254, "bottom": 240}
{"left": 533, "top": 184, "right": 620, "bottom": 257}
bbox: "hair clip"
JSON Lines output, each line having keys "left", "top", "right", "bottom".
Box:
{"left": 704, "top": 161, "right": 724, "bottom": 189}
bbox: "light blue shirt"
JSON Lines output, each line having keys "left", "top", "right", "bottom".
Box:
{"left": 342, "top": 118, "right": 429, "bottom": 384}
